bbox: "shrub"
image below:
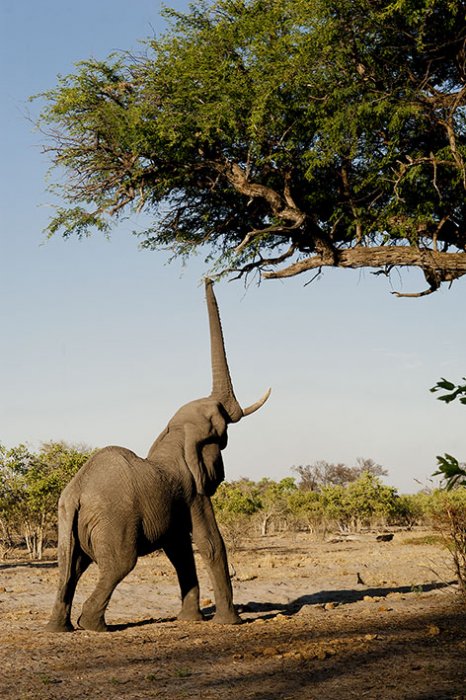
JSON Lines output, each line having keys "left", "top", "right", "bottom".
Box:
{"left": 427, "top": 488, "right": 466, "bottom": 600}
{"left": 0, "top": 441, "right": 93, "bottom": 559}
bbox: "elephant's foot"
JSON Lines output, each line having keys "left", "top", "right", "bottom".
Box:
{"left": 177, "top": 587, "right": 203, "bottom": 621}
{"left": 212, "top": 608, "right": 242, "bottom": 625}
{"left": 45, "top": 618, "right": 74, "bottom": 633}
{"left": 77, "top": 612, "right": 109, "bottom": 632}
{"left": 177, "top": 608, "right": 205, "bottom": 622}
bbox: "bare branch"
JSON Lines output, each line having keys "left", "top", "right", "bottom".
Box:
{"left": 391, "top": 286, "right": 437, "bottom": 298}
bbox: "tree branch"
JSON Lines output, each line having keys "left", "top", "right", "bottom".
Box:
{"left": 222, "top": 162, "right": 306, "bottom": 228}
{"left": 263, "top": 246, "right": 466, "bottom": 286}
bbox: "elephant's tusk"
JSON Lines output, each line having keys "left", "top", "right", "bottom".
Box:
{"left": 242, "top": 387, "right": 272, "bottom": 417}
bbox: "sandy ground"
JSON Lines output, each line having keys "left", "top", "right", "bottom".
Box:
{"left": 0, "top": 529, "right": 465, "bottom": 700}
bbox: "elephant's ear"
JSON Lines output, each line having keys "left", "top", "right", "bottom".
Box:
{"left": 201, "top": 442, "right": 225, "bottom": 496}
{"left": 183, "top": 424, "right": 208, "bottom": 495}
{"left": 182, "top": 426, "right": 225, "bottom": 496}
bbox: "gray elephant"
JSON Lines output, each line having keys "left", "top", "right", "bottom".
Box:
{"left": 46, "top": 279, "right": 270, "bottom": 632}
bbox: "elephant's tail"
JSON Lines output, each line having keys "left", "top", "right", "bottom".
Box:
{"left": 56, "top": 492, "right": 80, "bottom": 584}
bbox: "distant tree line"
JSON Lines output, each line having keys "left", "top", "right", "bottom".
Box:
{"left": 1, "top": 444, "right": 465, "bottom": 566}
{"left": 213, "top": 460, "right": 410, "bottom": 542}
{"left": 212, "top": 459, "right": 466, "bottom": 556}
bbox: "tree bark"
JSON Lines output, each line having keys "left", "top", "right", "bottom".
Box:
{"left": 263, "top": 247, "right": 466, "bottom": 279}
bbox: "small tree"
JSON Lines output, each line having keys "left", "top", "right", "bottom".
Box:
{"left": 0, "top": 442, "right": 93, "bottom": 559}
{"left": 321, "top": 485, "right": 352, "bottom": 532}
{"left": 353, "top": 458, "right": 388, "bottom": 481}
{"left": 213, "top": 479, "right": 262, "bottom": 517}
{"left": 0, "top": 444, "right": 34, "bottom": 558}
{"left": 212, "top": 479, "right": 262, "bottom": 551}
{"left": 256, "top": 477, "right": 297, "bottom": 535}
{"left": 394, "top": 493, "right": 429, "bottom": 529}
{"left": 345, "top": 472, "right": 400, "bottom": 530}
{"left": 428, "top": 488, "right": 466, "bottom": 601}
{"left": 430, "top": 377, "right": 466, "bottom": 599}
{"left": 287, "top": 489, "right": 326, "bottom": 537}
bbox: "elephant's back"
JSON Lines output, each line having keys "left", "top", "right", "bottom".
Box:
{"left": 74, "top": 446, "right": 157, "bottom": 493}
{"left": 73, "top": 446, "right": 184, "bottom": 516}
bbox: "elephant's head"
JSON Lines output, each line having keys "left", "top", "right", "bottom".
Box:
{"left": 148, "top": 279, "right": 270, "bottom": 496}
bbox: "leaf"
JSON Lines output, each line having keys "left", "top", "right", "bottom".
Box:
{"left": 431, "top": 378, "right": 456, "bottom": 392}
{"left": 433, "top": 454, "right": 466, "bottom": 490}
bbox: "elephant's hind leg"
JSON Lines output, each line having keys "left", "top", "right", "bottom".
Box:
{"left": 77, "top": 553, "right": 136, "bottom": 632}
{"left": 47, "top": 551, "right": 91, "bottom": 632}
{"left": 47, "top": 503, "right": 90, "bottom": 632}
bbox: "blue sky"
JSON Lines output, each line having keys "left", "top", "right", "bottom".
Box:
{"left": 1, "top": 0, "right": 465, "bottom": 493}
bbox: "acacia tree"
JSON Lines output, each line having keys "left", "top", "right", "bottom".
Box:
{"left": 36, "top": 0, "right": 465, "bottom": 295}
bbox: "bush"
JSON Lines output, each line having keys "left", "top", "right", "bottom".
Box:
{"left": 287, "top": 490, "right": 326, "bottom": 536}
{"left": 426, "top": 488, "right": 466, "bottom": 600}
{"left": 212, "top": 472, "right": 415, "bottom": 538}
{"left": 0, "top": 441, "right": 93, "bottom": 559}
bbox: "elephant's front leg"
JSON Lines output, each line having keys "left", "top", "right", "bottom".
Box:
{"left": 163, "top": 534, "right": 203, "bottom": 622}
{"left": 190, "top": 494, "right": 241, "bottom": 624}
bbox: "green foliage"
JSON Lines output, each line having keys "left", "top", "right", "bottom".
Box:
{"left": 213, "top": 479, "right": 262, "bottom": 516}
{"left": 426, "top": 487, "right": 466, "bottom": 599}
{"left": 344, "top": 472, "right": 400, "bottom": 528}
{"left": 434, "top": 454, "right": 466, "bottom": 490}
{"left": 430, "top": 378, "right": 466, "bottom": 405}
{"left": 287, "top": 489, "right": 326, "bottom": 534}
{"left": 214, "top": 470, "right": 412, "bottom": 537}
{"left": 431, "top": 377, "right": 466, "bottom": 489}
{"left": 424, "top": 486, "right": 466, "bottom": 516}
{"left": 35, "top": 0, "right": 466, "bottom": 291}
{"left": 320, "top": 484, "right": 348, "bottom": 528}
{"left": 395, "top": 492, "right": 432, "bottom": 527}
{"left": 429, "top": 374, "right": 466, "bottom": 598}
{"left": 255, "top": 477, "right": 298, "bottom": 534}
{"left": 0, "top": 442, "right": 93, "bottom": 559}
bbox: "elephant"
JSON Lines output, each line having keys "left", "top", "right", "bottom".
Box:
{"left": 46, "top": 279, "right": 270, "bottom": 632}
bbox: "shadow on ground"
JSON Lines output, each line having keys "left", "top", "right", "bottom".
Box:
{"left": 0, "top": 560, "right": 57, "bottom": 570}
{"left": 240, "top": 580, "right": 457, "bottom": 617}
{"left": 108, "top": 580, "right": 456, "bottom": 631}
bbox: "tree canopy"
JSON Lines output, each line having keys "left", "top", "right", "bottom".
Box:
{"left": 36, "top": 0, "right": 466, "bottom": 295}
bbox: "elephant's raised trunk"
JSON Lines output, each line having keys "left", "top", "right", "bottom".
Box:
{"left": 205, "top": 278, "right": 270, "bottom": 423}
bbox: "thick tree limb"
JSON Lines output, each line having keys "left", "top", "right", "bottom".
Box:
{"left": 223, "top": 162, "right": 306, "bottom": 228}
{"left": 263, "top": 246, "right": 466, "bottom": 281}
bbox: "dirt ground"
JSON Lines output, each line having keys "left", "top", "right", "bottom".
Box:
{"left": 1, "top": 529, "right": 465, "bottom": 700}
